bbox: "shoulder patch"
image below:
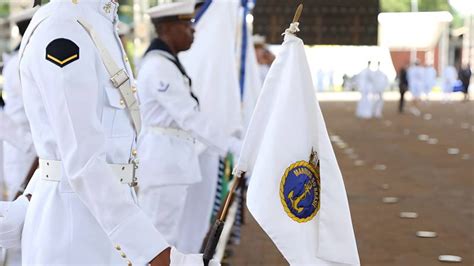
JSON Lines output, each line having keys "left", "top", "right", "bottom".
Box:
{"left": 45, "top": 38, "right": 79, "bottom": 68}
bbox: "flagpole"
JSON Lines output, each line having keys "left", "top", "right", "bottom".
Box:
{"left": 202, "top": 173, "right": 246, "bottom": 265}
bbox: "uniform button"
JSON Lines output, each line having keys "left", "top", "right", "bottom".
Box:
{"left": 115, "top": 245, "right": 121, "bottom": 250}
{"left": 124, "top": 56, "right": 129, "bottom": 63}
{"left": 120, "top": 252, "right": 127, "bottom": 258}
{"left": 132, "top": 86, "right": 137, "bottom": 93}
{"left": 127, "top": 260, "right": 132, "bottom": 266}
{"left": 132, "top": 149, "right": 137, "bottom": 156}
{"left": 120, "top": 99, "right": 125, "bottom": 106}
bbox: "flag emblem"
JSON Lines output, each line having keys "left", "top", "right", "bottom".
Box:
{"left": 279, "top": 153, "right": 320, "bottom": 223}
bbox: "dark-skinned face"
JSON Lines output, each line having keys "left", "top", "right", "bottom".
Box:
{"left": 167, "top": 20, "right": 195, "bottom": 53}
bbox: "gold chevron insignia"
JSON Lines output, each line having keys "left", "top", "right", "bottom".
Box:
{"left": 47, "top": 54, "right": 78, "bottom": 66}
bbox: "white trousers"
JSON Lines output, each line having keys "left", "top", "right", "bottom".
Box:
{"left": 356, "top": 92, "right": 373, "bottom": 119}
{"left": 139, "top": 185, "right": 188, "bottom": 249}
{"left": 177, "top": 151, "right": 220, "bottom": 253}
{"left": 372, "top": 92, "right": 384, "bottom": 118}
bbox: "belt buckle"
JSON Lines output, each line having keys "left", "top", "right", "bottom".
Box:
{"left": 110, "top": 69, "right": 129, "bottom": 88}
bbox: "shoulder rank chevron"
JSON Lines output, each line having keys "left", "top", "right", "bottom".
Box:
{"left": 46, "top": 38, "right": 79, "bottom": 68}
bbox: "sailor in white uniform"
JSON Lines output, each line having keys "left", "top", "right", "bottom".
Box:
{"left": 442, "top": 65, "right": 458, "bottom": 102}
{"left": 2, "top": 7, "right": 38, "bottom": 202}
{"left": 423, "top": 64, "right": 437, "bottom": 99}
{"left": 13, "top": 0, "right": 174, "bottom": 265}
{"left": 371, "top": 62, "right": 388, "bottom": 118}
{"left": 137, "top": 1, "right": 240, "bottom": 250}
{"left": 407, "top": 61, "right": 424, "bottom": 114}
{"left": 1, "top": 8, "right": 39, "bottom": 266}
{"left": 356, "top": 61, "right": 374, "bottom": 119}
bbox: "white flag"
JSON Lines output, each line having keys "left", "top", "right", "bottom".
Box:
{"left": 235, "top": 5, "right": 264, "bottom": 130}
{"left": 235, "top": 31, "right": 360, "bottom": 265}
{"left": 180, "top": 0, "right": 242, "bottom": 137}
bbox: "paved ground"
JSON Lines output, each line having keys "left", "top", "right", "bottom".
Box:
{"left": 227, "top": 100, "right": 474, "bottom": 266}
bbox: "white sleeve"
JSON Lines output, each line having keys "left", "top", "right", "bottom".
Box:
{"left": 21, "top": 22, "right": 167, "bottom": 264}
{"left": 0, "top": 111, "right": 33, "bottom": 152}
{"left": 142, "top": 59, "right": 233, "bottom": 156}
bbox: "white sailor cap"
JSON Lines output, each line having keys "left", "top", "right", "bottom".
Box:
{"left": 9, "top": 7, "right": 39, "bottom": 24}
{"left": 253, "top": 34, "right": 266, "bottom": 46}
{"left": 118, "top": 21, "right": 132, "bottom": 36}
{"left": 147, "top": 0, "right": 196, "bottom": 23}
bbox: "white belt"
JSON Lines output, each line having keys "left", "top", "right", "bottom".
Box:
{"left": 148, "top": 126, "right": 196, "bottom": 143}
{"left": 39, "top": 159, "right": 135, "bottom": 185}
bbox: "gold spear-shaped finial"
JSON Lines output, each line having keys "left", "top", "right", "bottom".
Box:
{"left": 283, "top": 3, "right": 304, "bottom": 36}
{"left": 292, "top": 3, "right": 304, "bottom": 23}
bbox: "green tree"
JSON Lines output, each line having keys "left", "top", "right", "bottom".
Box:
{"left": 381, "top": 0, "right": 451, "bottom": 12}
{"left": 380, "top": 0, "right": 463, "bottom": 27}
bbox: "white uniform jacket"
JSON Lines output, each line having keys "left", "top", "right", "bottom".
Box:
{"left": 0, "top": 111, "right": 32, "bottom": 153}
{"left": 19, "top": 0, "right": 167, "bottom": 264}
{"left": 138, "top": 39, "right": 232, "bottom": 187}
{"left": 372, "top": 70, "right": 389, "bottom": 93}
{"left": 2, "top": 50, "right": 37, "bottom": 200}
{"left": 407, "top": 65, "right": 424, "bottom": 97}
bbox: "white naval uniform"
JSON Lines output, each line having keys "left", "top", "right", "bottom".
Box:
{"left": 442, "top": 66, "right": 457, "bottom": 94}
{"left": 2, "top": 50, "right": 37, "bottom": 201}
{"left": 407, "top": 65, "right": 424, "bottom": 98}
{"left": 356, "top": 67, "right": 373, "bottom": 119}
{"left": 371, "top": 69, "right": 388, "bottom": 118}
{"left": 19, "top": 1, "right": 167, "bottom": 264}
{"left": 0, "top": 112, "right": 32, "bottom": 157}
{"left": 137, "top": 39, "right": 234, "bottom": 249}
{"left": 178, "top": 0, "right": 243, "bottom": 253}
{"left": 423, "top": 66, "right": 436, "bottom": 96}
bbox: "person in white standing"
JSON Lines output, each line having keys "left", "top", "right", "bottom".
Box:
{"left": 423, "top": 64, "right": 437, "bottom": 101}
{"left": 407, "top": 61, "right": 424, "bottom": 115}
{"left": 442, "top": 65, "right": 458, "bottom": 103}
{"left": 0, "top": 108, "right": 34, "bottom": 204}
{"left": 9, "top": 0, "right": 177, "bottom": 265}
{"left": 254, "top": 35, "right": 275, "bottom": 84}
{"left": 1, "top": 8, "right": 38, "bottom": 266}
{"left": 356, "top": 61, "right": 374, "bottom": 119}
{"left": 137, "top": 1, "right": 240, "bottom": 250}
{"left": 371, "top": 61, "right": 389, "bottom": 118}
{"left": 178, "top": 0, "right": 243, "bottom": 253}
{"left": 2, "top": 8, "right": 38, "bottom": 203}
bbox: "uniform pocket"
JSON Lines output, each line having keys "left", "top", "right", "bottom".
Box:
{"left": 102, "top": 86, "right": 134, "bottom": 138}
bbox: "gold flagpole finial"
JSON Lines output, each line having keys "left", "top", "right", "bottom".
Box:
{"left": 292, "top": 3, "right": 304, "bottom": 23}
{"left": 283, "top": 3, "right": 304, "bottom": 36}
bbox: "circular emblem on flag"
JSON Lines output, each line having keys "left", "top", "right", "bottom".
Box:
{"left": 279, "top": 160, "right": 320, "bottom": 223}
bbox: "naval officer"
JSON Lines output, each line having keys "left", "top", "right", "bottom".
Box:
{"left": 2, "top": 7, "right": 38, "bottom": 202}
{"left": 1, "top": 7, "right": 38, "bottom": 266}
{"left": 137, "top": 0, "right": 241, "bottom": 250}
{"left": 14, "top": 0, "right": 172, "bottom": 264}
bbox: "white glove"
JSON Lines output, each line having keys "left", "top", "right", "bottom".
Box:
{"left": 170, "top": 247, "right": 220, "bottom": 266}
{"left": 0, "top": 196, "right": 29, "bottom": 248}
